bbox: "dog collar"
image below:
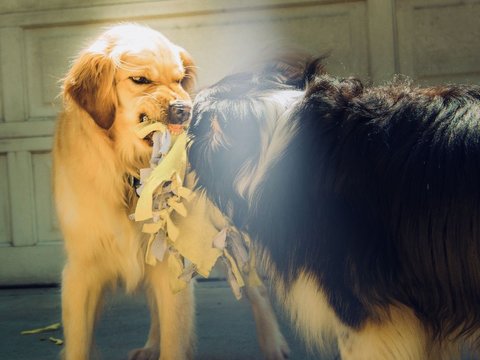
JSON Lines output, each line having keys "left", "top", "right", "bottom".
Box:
{"left": 128, "top": 174, "right": 141, "bottom": 197}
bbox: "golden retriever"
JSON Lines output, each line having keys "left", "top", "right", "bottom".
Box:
{"left": 53, "top": 23, "right": 289, "bottom": 360}
{"left": 53, "top": 23, "right": 196, "bottom": 360}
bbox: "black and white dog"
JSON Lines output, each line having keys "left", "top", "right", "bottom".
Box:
{"left": 188, "top": 57, "right": 480, "bottom": 359}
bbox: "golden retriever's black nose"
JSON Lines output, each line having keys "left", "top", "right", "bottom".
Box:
{"left": 168, "top": 100, "right": 192, "bottom": 124}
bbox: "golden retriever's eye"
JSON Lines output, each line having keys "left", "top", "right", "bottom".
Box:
{"left": 140, "top": 113, "right": 149, "bottom": 123}
{"left": 130, "top": 76, "right": 152, "bottom": 85}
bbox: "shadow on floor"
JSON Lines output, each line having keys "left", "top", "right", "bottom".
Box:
{"left": 0, "top": 280, "right": 328, "bottom": 360}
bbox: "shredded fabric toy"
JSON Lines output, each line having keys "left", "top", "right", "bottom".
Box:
{"left": 133, "top": 121, "right": 261, "bottom": 297}
{"left": 21, "top": 322, "right": 64, "bottom": 346}
{"left": 21, "top": 322, "right": 62, "bottom": 335}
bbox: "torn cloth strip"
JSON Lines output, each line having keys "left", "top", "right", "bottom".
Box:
{"left": 132, "top": 123, "right": 262, "bottom": 296}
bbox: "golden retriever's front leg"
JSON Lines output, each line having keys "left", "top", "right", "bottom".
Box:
{"left": 245, "top": 284, "right": 290, "bottom": 360}
{"left": 128, "top": 290, "right": 160, "bottom": 360}
{"left": 61, "top": 263, "right": 104, "bottom": 360}
{"left": 141, "top": 257, "right": 195, "bottom": 360}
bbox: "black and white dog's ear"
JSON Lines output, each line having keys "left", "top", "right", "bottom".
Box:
{"left": 304, "top": 55, "right": 328, "bottom": 86}
{"left": 258, "top": 52, "right": 328, "bottom": 90}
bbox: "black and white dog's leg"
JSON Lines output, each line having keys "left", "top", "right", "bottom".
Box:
{"left": 246, "top": 284, "right": 291, "bottom": 360}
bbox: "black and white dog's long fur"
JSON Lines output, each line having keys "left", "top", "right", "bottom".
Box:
{"left": 188, "top": 57, "right": 480, "bottom": 359}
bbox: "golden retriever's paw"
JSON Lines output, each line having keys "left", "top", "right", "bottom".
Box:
{"left": 261, "top": 332, "right": 291, "bottom": 360}
{"left": 128, "top": 347, "right": 160, "bottom": 360}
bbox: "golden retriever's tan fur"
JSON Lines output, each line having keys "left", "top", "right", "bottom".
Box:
{"left": 53, "top": 23, "right": 290, "bottom": 360}
{"left": 53, "top": 24, "right": 196, "bottom": 360}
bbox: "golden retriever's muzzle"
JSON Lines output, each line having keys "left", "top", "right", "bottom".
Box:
{"left": 169, "top": 100, "right": 192, "bottom": 125}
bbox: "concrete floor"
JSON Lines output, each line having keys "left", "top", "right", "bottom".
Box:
{"left": 0, "top": 280, "right": 327, "bottom": 360}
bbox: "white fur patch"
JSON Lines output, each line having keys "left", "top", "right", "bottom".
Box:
{"left": 234, "top": 90, "right": 303, "bottom": 204}
{"left": 280, "top": 271, "right": 338, "bottom": 354}
{"left": 278, "top": 272, "right": 437, "bottom": 359}
{"left": 335, "top": 306, "right": 430, "bottom": 360}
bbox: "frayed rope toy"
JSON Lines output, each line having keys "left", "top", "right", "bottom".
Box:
{"left": 21, "top": 322, "right": 63, "bottom": 346}
{"left": 132, "top": 120, "right": 261, "bottom": 297}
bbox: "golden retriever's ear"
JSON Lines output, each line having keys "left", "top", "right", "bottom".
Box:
{"left": 64, "top": 51, "right": 117, "bottom": 129}
{"left": 178, "top": 47, "right": 197, "bottom": 95}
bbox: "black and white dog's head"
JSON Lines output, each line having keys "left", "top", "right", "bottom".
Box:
{"left": 188, "top": 57, "right": 323, "bottom": 226}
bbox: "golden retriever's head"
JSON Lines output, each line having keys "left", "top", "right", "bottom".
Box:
{"left": 63, "top": 23, "right": 196, "bottom": 170}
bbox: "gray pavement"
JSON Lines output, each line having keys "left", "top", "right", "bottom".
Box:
{"left": 0, "top": 280, "right": 325, "bottom": 360}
